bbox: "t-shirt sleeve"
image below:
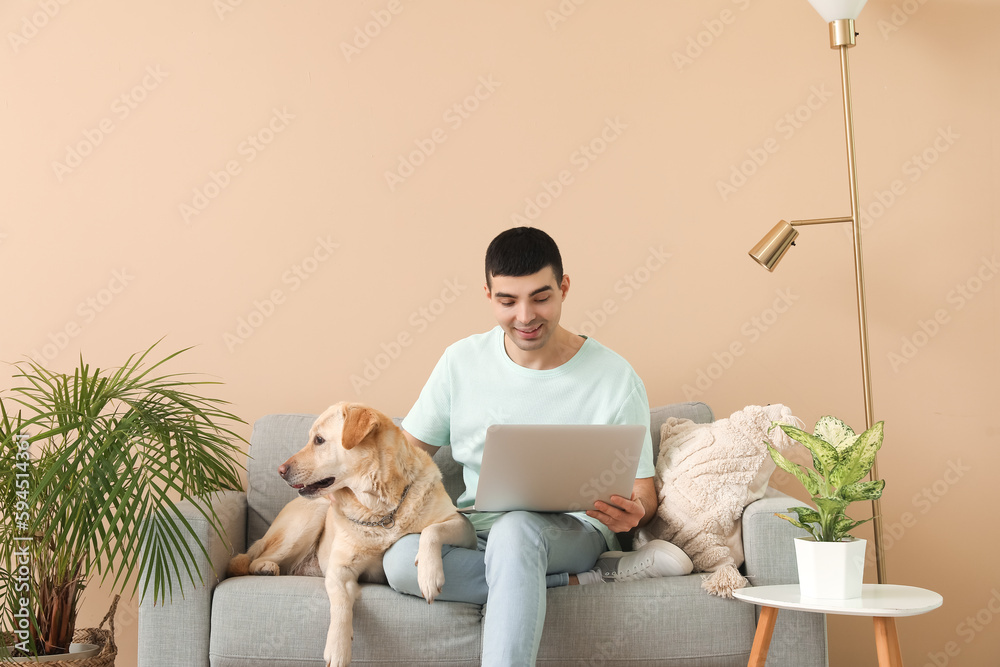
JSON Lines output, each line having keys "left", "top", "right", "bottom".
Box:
{"left": 617, "top": 377, "right": 655, "bottom": 479}
{"left": 401, "top": 349, "right": 453, "bottom": 448}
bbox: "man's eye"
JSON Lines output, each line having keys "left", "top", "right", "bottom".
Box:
{"left": 535, "top": 297, "right": 549, "bottom": 303}
{"left": 314, "top": 435, "right": 325, "bottom": 445}
{"left": 500, "top": 301, "right": 514, "bottom": 307}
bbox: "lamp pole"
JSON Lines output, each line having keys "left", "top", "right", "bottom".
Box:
{"left": 746, "top": 11, "right": 887, "bottom": 584}
{"left": 831, "top": 18, "right": 887, "bottom": 585}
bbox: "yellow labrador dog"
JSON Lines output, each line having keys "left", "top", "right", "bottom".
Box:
{"left": 227, "top": 402, "right": 477, "bottom": 667}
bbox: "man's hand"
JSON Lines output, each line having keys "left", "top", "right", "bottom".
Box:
{"left": 587, "top": 493, "right": 645, "bottom": 533}
{"left": 586, "top": 478, "right": 657, "bottom": 533}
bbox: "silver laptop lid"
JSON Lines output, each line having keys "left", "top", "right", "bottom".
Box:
{"left": 473, "top": 423, "right": 645, "bottom": 513}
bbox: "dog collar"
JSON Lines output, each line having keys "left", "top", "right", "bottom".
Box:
{"left": 345, "top": 484, "right": 411, "bottom": 529}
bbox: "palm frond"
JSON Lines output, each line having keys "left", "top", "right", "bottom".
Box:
{"left": 1, "top": 342, "right": 248, "bottom": 655}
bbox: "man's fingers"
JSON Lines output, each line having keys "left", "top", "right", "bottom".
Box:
{"left": 589, "top": 496, "right": 644, "bottom": 532}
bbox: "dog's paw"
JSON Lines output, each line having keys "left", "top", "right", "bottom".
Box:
{"left": 324, "top": 636, "right": 352, "bottom": 667}
{"left": 249, "top": 560, "right": 280, "bottom": 576}
{"left": 226, "top": 554, "right": 251, "bottom": 577}
{"left": 416, "top": 561, "right": 445, "bottom": 604}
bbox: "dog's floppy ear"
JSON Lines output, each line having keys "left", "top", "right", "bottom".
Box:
{"left": 341, "top": 404, "right": 380, "bottom": 450}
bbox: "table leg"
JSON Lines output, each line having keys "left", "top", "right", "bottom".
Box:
{"left": 873, "top": 617, "right": 903, "bottom": 667}
{"left": 747, "top": 605, "right": 779, "bottom": 667}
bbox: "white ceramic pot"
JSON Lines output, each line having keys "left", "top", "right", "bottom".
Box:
{"left": 794, "top": 536, "right": 867, "bottom": 599}
{"left": 1, "top": 643, "right": 100, "bottom": 663}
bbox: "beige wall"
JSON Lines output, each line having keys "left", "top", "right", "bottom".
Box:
{"left": 3, "top": 1, "right": 997, "bottom": 665}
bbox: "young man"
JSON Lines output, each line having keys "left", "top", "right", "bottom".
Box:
{"left": 382, "top": 227, "right": 692, "bottom": 666}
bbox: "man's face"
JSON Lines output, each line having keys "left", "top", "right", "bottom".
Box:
{"left": 485, "top": 267, "right": 569, "bottom": 353}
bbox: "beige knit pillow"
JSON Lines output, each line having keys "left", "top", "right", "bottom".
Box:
{"left": 635, "top": 404, "right": 802, "bottom": 597}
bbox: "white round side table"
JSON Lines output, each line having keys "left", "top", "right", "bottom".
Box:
{"left": 733, "top": 584, "right": 943, "bottom": 667}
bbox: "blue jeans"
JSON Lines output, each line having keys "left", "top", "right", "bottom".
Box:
{"left": 382, "top": 511, "right": 608, "bottom": 666}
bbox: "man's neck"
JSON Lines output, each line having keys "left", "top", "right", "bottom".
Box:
{"left": 503, "top": 326, "right": 585, "bottom": 370}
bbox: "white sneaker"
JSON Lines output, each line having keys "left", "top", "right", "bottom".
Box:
{"left": 595, "top": 540, "right": 693, "bottom": 582}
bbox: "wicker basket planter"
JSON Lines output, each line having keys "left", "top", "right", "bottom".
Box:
{"left": 2, "top": 597, "right": 118, "bottom": 666}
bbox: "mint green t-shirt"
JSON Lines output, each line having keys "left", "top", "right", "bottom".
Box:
{"left": 402, "top": 326, "right": 655, "bottom": 550}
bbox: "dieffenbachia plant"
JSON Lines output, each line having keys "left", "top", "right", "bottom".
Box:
{"left": 765, "top": 416, "right": 885, "bottom": 542}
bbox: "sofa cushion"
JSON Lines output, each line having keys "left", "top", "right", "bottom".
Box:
{"left": 247, "top": 403, "right": 713, "bottom": 544}
{"left": 649, "top": 402, "right": 714, "bottom": 461}
{"left": 538, "top": 576, "right": 754, "bottom": 666}
{"left": 211, "top": 576, "right": 483, "bottom": 666}
{"left": 247, "top": 414, "right": 317, "bottom": 545}
{"left": 210, "top": 575, "right": 753, "bottom": 667}
{"left": 638, "top": 405, "right": 803, "bottom": 598}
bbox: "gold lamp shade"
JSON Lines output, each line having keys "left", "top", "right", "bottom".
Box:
{"left": 749, "top": 220, "right": 799, "bottom": 271}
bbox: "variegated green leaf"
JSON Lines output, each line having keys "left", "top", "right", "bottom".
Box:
{"left": 832, "top": 515, "right": 872, "bottom": 541}
{"left": 778, "top": 424, "right": 840, "bottom": 476}
{"left": 767, "top": 443, "right": 821, "bottom": 496}
{"left": 839, "top": 479, "right": 885, "bottom": 502}
{"left": 815, "top": 496, "right": 849, "bottom": 516}
{"left": 829, "top": 421, "right": 884, "bottom": 488}
{"left": 787, "top": 506, "right": 821, "bottom": 524}
{"left": 813, "top": 415, "right": 857, "bottom": 450}
{"left": 775, "top": 513, "right": 819, "bottom": 540}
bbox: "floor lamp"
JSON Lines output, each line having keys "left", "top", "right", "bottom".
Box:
{"left": 747, "top": 0, "right": 887, "bottom": 585}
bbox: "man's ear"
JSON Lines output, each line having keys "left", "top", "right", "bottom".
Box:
{"left": 560, "top": 274, "right": 570, "bottom": 299}
{"left": 341, "top": 405, "right": 379, "bottom": 449}
{"left": 484, "top": 282, "right": 492, "bottom": 300}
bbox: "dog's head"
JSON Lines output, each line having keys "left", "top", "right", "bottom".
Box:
{"left": 278, "top": 401, "right": 392, "bottom": 498}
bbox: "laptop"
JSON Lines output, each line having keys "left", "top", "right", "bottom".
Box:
{"left": 461, "top": 423, "right": 646, "bottom": 513}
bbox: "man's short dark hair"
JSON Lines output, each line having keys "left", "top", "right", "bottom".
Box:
{"left": 485, "top": 227, "right": 564, "bottom": 289}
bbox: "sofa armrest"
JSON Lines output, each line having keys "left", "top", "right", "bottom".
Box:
{"left": 138, "top": 490, "right": 247, "bottom": 667}
{"left": 742, "top": 488, "right": 829, "bottom": 667}
{"left": 743, "top": 487, "right": 807, "bottom": 587}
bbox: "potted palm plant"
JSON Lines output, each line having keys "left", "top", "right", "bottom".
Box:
{"left": 1, "top": 343, "right": 246, "bottom": 662}
{"left": 765, "top": 416, "right": 885, "bottom": 599}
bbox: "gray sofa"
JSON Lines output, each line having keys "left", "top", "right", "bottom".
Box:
{"left": 138, "top": 402, "right": 828, "bottom": 666}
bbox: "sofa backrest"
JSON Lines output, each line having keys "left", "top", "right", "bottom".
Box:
{"left": 245, "top": 402, "right": 713, "bottom": 545}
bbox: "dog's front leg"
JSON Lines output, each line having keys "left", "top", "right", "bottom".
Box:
{"left": 324, "top": 557, "right": 363, "bottom": 667}
{"left": 415, "top": 514, "right": 477, "bottom": 603}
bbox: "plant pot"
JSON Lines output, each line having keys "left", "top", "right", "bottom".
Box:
{"left": 1, "top": 596, "right": 118, "bottom": 666}
{"left": 0, "top": 643, "right": 100, "bottom": 663}
{"left": 794, "top": 536, "right": 867, "bottom": 599}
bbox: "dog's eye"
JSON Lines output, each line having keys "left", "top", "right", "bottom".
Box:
{"left": 314, "top": 435, "right": 325, "bottom": 445}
